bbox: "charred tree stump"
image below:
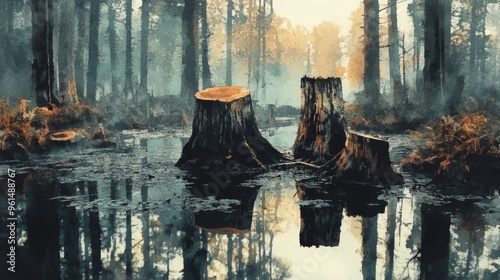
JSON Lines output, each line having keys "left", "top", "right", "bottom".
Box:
{"left": 293, "top": 76, "right": 347, "bottom": 162}
{"left": 176, "top": 86, "right": 282, "bottom": 171}
{"left": 322, "top": 132, "right": 403, "bottom": 185}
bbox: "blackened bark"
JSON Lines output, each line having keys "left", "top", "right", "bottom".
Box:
{"left": 140, "top": 0, "right": 150, "bottom": 95}
{"left": 75, "top": 0, "right": 86, "bottom": 100}
{"left": 177, "top": 86, "right": 281, "bottom": 170}
{"left": 31, "top": 0, "right": 58, "bottom": 106}
{"left": 0, "top": 1, "right": 15, "bottom": 75}
{"left": 200, "top": 0, "right": 212, "bottom": 89}
{"left": 125, "top": 0, "right": 133, "bottom": 98}
{"left": 201, "top": 0, "right": 213, "bottom": 89}
{"left": 108, "top": 0, "right": 119, "bottom": 97}
{"left": 180, "top": 0, "right": 198, "bottom": 104}
{"left": 388, "top": 0, "right": 405, "bottom": 108}
{"left": 293, "top": 77, "right": 347, "bottom": 162}
{"left": 87, "top": 0, "right": 100, "bottom": 103}
{"left": 363, "top": 0, "right": 380, "bottom": 105}
{"left": 470, "top": 0, "right": 479, "bottom": 72}
{"left": 261, "top": 0, "right": 267, "bottom": 103}
{"left": 253, "top": 0, "right": 262, "bottom": 100}
{"left": 226, "top": 0, "right": 233, "bottom": 85}
{"left": 423, "top": 0, "right": 450, "bottom": 113}
{"left": 58, "top": 0, "right": 76, "bottom": 103}
{"left": 409, "top": 0, "right": 424, "bottom": 98}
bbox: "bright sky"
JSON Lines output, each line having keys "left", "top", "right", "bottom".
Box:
{"left": 273, "top": 0, "right": 413, "bottom": 35}
{"left": 273, "top": 0, "right": 361, "bottom": 34}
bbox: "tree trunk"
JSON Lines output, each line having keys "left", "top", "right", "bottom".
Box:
{"left": 87, "top": 0, "right": 100, "bottom": 103}
{"left": 409, "top": 0, "right": 424, "bottom": 101}
{"left": 363, "top": 0, "right": 380, "bottom": 107}
{"left": 180, "top": 0, "right": 198, "bottom": 104}
{"left": 0, "top": 1, "right": 16, "bottom": 76}
{"left": 322, "top": 132, "right": 403, "bottom": 185}
{"left": 293, "top": 76, "right": 347, "bottom": 162}
{"left": 176, "top": 86, "right": 282, "bottom": 170}
{"left": 75, "top": 0, "right": 86, "bottom": 100}
{"left": 31, "top": 0, "right": 58, "bottom": 107}
{"left": 140, "top": 0, "right": 150, "bottom": 95}
{"left": 253, "top": 0, "right": 262, "bottom": 101}
{"left": 423, "top": 0, "right": 450, "bottom": 114}
{"left": 226, "top": 0, "right": 233, "bottom": 85}
{"left": 108, "top": 0, "right": 119, "bottom": 98}
{"left": 388, "top": 0, "right": 405, "bottom": 109}
{"left": 261, "top": 0, "right": 268, "bottom": 104}
{"left": 469, "top": 0, "right": 479, "bottom": 73}
{"left": 58, "top": 0, "right": 77, "bottom": 104}
{"left": 125, "top": 0, "right": 133, "bottom": 99}
{"left": 200, "top": 0, "right": 212, "bottom": 89}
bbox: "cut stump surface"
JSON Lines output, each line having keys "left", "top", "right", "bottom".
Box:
{"left": 176, "top": 86, "right": 282, "bottom": 171}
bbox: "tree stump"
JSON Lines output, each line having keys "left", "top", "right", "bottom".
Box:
{"left": 322, "top": 132, "right": 403, "bottom": 185}
{"left": 176, "top": 86, "right": 282, "bottom": 170}
{"left": 293, "top": 76, "right": 347, "bottom": 162}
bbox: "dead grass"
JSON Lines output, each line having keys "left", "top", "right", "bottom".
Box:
{"left": 403, "top": 98, "right": 500, "bottom": 177}
{"left": 0, "top": 98, "right": 99, "bottom": 156}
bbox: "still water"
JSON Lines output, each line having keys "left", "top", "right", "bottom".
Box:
{"left": 1, "top": 124, "right": 499, "bottom": 280}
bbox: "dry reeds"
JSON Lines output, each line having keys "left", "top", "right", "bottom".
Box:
{"left": 403, "top": 98, "right": 500, "bottom": 176}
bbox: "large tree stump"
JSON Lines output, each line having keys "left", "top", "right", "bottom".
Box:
{"left": 176, "top": 86, "right": 282, "bottom": 170}
{"left": 293, "top": 76, "right": 347, "bottom": 162}
{"left": 322, "top": 132, "right": 403, "bottom": 185}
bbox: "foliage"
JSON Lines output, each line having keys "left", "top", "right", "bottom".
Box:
{"left": 403, "top": 98, "right": 500, "bottom": 178}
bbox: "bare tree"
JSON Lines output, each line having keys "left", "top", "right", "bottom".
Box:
{"left": 108, "top": 0, "right": 119, "bottom": 97}
{"left": 58, "top": 0, "right": 76, "bottom": 103}
{"left": 87, "top": 0, "right": 100, "bottom": 103}
{"left": 32, "top": 0, "right": 58, "bottom": 106}
{"left": 387, "top": 0, "right": 405, "bottom": 109}
{"left": 75, "top": 0, "right": 86, "bottom": 100}
{"left": 200, "top": 0, "right": 212, "bottom": 89}
{"left": 180, "top": 0, "right": 198, "bottom": 104}
{"left": 125, "top": 0, "right": 133, "bottom": 99}
{"left": 363, "top": 0, "right": 380, "bottom": 109}
{"left": 423, "top": 0, "right": 451, "bottom": 114}
{"left": 140, "top": 0, "right": 150, "bottom": 96}
{"left": 226, "top": 0, "right": 234, "bottom": 85}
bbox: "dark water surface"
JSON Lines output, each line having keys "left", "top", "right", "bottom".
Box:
{"left": 1, "top": 123, "right": 499, "bottom": 279}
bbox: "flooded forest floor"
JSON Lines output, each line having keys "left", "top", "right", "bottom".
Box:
{"left": 1, "top": 118, "right": 499, "bottom": 279}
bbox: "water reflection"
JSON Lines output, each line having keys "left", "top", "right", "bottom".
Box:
{"left": 1, "top": 167, "right": 499, "bottom": 279}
